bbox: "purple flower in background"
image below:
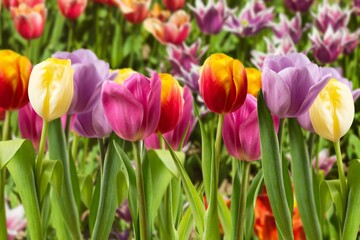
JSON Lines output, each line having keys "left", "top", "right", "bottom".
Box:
{"left": 145, "top": 86, "right": 196, "bottom": 150}
{"left": 261, "top": 53, "right": 330, "bottom": 118}
{"left": 354, "top": 0, "right": 360, "bottom": 15}
{"left": 225, "top": 0, "right": 273, "bottom": 37}
{"left": 271, "top": 13, "right": 302, "bottom": 43}
{"left": 342, "top": 29, "right": 360, "bottom": 55}
{"left": 6, "top": 203, "right": 27, "bottom": 240}
{"left": 313, "top": 2, "right": 350, "bottom": 33}
{"left": 188, "top": 0, "right": 229, "bottom": 35}
{"left": 309, "top": 27, "right": 343, "bottom": 64}
{"left": 52, "top": 49, "right": 117, "bottom": 114}
{"left": 18, "top": 103, "right": 43, "bottom": 150}
{"left": 312, "top": 149, "right": 336, "bottom": 175}
{"left": 284, "top": 0, "right": 314, "bottom": 12}
{"left": 167, "top": 40, "right": 208, "bottom": 91}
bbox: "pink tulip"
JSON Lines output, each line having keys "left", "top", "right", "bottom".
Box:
{"left": 102, "top": 72, "right": 161, "bottom": 142}
{"left": 145, "top": 86, "right": 196, "bottom": 150}
{"left": 118, "top": 0, "right": 151, "bottom": 24}
{"left": 312, "top": 149, "right": 336, "bottom": 175}
{"left": 18, "top": 103, "right": 43, "bottom": 150}
{"left": 271, "top": 13, "right": 302, "bottom": 44}
{"left": 57, "top": 0, "right": 87, "bottom": 20}
{"left": 313, "top": 2, "right": 350, "bottom": 33}
{"left": 6, "top": 203, "right": 27, "bottom": 240}
{"left": 342, "top": 29, "right": 360, "bottom": 55}
{"left": 222, "top": 94, "right": 279, "bottom": 161}
{"left": 10, "top": 3, "right": 47, "bottom": 40}
{"left": 3, "top": 0, "right": 43, "bottom": 8}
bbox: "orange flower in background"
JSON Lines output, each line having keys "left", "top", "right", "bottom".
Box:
{"left": 10, "top": 3, "right": 47, "bottom": 39}
{"left": 0, "top": 50, "right": 32, "bottom": 110}
{"left": 255, "top": 188, "right": 306, "bottom": 240}
{"left": 57, "top": 0, "right": 87, "bottom": 20}
{"left": 144, "top": 10, "right": 190, "bottom": 45}
{"left": 119, "top": 0, "right": 151, "bottom": 24}
{"left": 163, "top": 0, "right": 185, "bottom": 11}
{"left": 148, "top": 3, "right": 170, "bottom": 22}
{"left": 245, "top": 67, "right": 262, "bottom": 98}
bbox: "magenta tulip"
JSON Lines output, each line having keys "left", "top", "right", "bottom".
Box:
{"left": 18, "top": 103, "right": 43, "bottom": 150}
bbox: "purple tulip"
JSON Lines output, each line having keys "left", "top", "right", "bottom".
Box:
{"left": 225, "top": 0, "right": 273, "bottom": 37}
{"left": 167, "top": 40, "right": 208, "bottom": 91}
{"left": 188, "top": 0, "right": 229, "bottom": 35}
{"left": 284, "top": 0, "right": 314, "bottom": 12}
{"left": 52, "top": 49, "right": 117, "bottom": 114}
{"left": 262, "top": 52, "right": 330, "bottom": 118}
{"left": 102, "top": 72, "right": 161, "bottom": 142}
{"left": 354, "top": 0, "right": 360, "bottom": 15}
{"left": 342, "top": 29, "right": 360, "bottom": 55}
{"left": 271, "top": 13, "right": 302, "bottom": 44}
{"left": 223, "top": 94, "right": 279, "bottom": 161}
{"left": 18, "top": 103, "right": 43, "bottom": 150}
{"left": 309, "top": 27, "right": 343, "bottom": 63}
{"left": 145, "top": 86, "right": 196, "bottom": 150}
{"left": 313, "top": 2, "right": 350, "bottom": 33}
{"left": 312, "top": 149, "right": 336, "bottom": 175}
{"left": 6, "top": 203, "right": 27, "bottom": 240}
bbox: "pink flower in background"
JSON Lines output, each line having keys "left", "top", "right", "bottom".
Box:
{"left": 92, "top": 0, "right": 119, "bottom": 6}
{"left": 312, "top": 149, "right": 336, "bottom": 175}
{"left": 313, "top": 2, "right": 350, "bottom": 33}
{"left": 57, "top": 0, "right": 87, "bottom": 20}
{"left": 309, "top": 27, "right": 343, "bottom": 64}
{"left": 342, "top": 29, "right": 360, "bottom": 55}
{"left": 354, "top": 0, "right": 360, "bottom": 15}
{"left": 144, "top": 10, "right": 190, "bottom": 45}
{"left": 119, "top": 0, "right": 151, "bottom": 24}
{"left": 225, "top": 0, "right": 273, "bottom": 37}
{"left": 6, "top": 203, "right": 27, "bottom": 240}
{"left": 18, "top": 103, "right": 43, "bottom": 150}
{"left": 10, "top": 3, "right": 47, "bottom": 39}
{"left": 284, "top": 0, "right": 313, "bottom": 13}
{"left": 163, "top": 0, "right": 184, "bottom": 12}
{"left": 3, "top": 0, "right": 43, "bottom": 8}
{"left": 271, "top": 13, "right": 302, "bottom": 43}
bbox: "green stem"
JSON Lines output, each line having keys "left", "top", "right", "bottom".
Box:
{"left": 132, "top": 142, "right": 147, "bottom": 240}
{"left": 67, "top": 20, "right": 74, "bottom": 52}
{"left": 98, "top": 138, "right": 105, "bottom": 171}
{"left": 81, "top": 138, "right": 89, "bottom": 173}
{"left": 334, "top": 140, "right": 347, "bottom": 217}
{"left": 235, "top": 161, "right": 251, "bottom": 240}
{"left": 277, "top": 118, "right": 284, "bottom": 155}
{"left": 71, "top": 133, "right": 79, "bottom": 163}
{"left": 158, "top": 132, "right": 165, "bottom": 149}
{"left": 36, "top": 121, "right": 49, "bottom": 180}
{"left": 2, "top": 111, "right": 11, "bottom": 141}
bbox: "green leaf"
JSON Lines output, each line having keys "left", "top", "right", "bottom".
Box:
{"left": 0, "top": 139, "right": 42, "bottom": 240}
{"left": 342, "top": 160, "right": 360, "bottom": 240}
{"left": 40, "top": 159, "right": 63, "bottom": 202}
{"left": 288, "top": 118, "right": 322, "bottom": 240}
{"left": 230, "top": 161, "right": 241, "bottom": 240}
{"left": 282, "top": 156, "right": 293, "bottom": 215}
{"left": 257, "top": 91, "right": 294, "bottom": 240}
{"left": 79, "top": 174, "right": 94, "bottom": 209}
{"left": 89, "top": 173, "right": 101, "bottom": 235}
{"left": 117, "top": 170, "right": 128, "bottom": 206}
{"left": 177, "top": 206, "right": 194, "bottom": 240}
{"left": 218, "top": 192, "right": 231, "bottom": 239}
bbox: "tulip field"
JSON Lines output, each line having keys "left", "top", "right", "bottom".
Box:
{"left": 2, "top": 0, "right": 360, "bottom": 239}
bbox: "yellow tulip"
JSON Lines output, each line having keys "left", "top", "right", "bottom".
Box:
{"left": 245, "top": 67, "right": 262, "bottom": 98}
{"left": 309, "top": 79, "right": 354, "bottom": 142}
{"left": 28, "top": 58, "right": 74, "bottom": 122}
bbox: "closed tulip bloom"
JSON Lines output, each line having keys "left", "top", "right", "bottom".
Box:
{"left": 199, "top": 53, "right": 247, "bottom": 114}
{"left": 163, "top": 0, "right": 184, "bottom": 11}
{"left": 309, "top": 79, "right": 354, "bottom": 142}
{"left": 284, "top": 0, "right": 313, "bottom": 12}
{"left": 28, "top": 58, "right": 75, "bottom": 122}
{"left": 10, "top": 3, "right": 47, "bottom": 39}
{"left": 102, "top": 72, "right": 161, "bottom": 142}
{"left": 0, "top": 50, "right": 32, "bottom": 110}
{"left": 118, "top": 0, "right": 151, "bottom": 24}
{"left": 246, "top": 68, "right": 262, "bottom": 98}
{"left": 18, "top": 103, "right": 43, "bottom": 149}
{"left": 57, "top": 0, "right": 87, "bottom": 20}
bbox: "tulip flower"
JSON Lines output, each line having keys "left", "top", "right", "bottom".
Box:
{"left": 6, "top": 203, "right": 27, "bottom": 240}
{"left": 225, "top": 0, "right": 273, "bottom": 37}
{"left": 0, "top": 108, "right": 5, "bottom": 121}
{"left": 284, "top": 0, "right": 313, "bottom": 13}
{"left": 114, "top": 68, "right": 136, "bottom": 84}
{"left": 163, "top": 0, "right": 184, "bottom": 12}
{"left": 144, "top": 10, "right": 190, "bottom": 45}
{"left": 312, "top": 149, "right": 336, "bottom": 176}
{"left": 309, "top": 27, "right": 343, "bottom": 64}
{"left": 148, "top": 3, "right": 170, "bottom": 22}
{"left": 57, "top": 0, "right": 87, "bottom": 20}
{"left": 271, "top": 13, "right": 302, "bottom": 44}
{"left": 354, "top": 0, "right": 360, "bottom": 15}
{"left": 199, "top": 53, "right": 247, "bottom": 114}
{"left": 342, "top": 29, "right": 360, "bottom": 55}
{"left": 0, "top": 50, "right": 32, "bottom": 110}
{"left": 188, "top": 0, "right": 229, "bottom": 35}
{"left": 18, "top": 103, "right": 43, "bottom": 149}
{"left": 92, "top": 0, "right": 118, "bottom": 6}
{"left": 261, "top": 53, "right": 330, "bottom": 118}
{"left": 10, "top": 3, "right": 47, "bottom": 40}
{"left": 28, "top": 58, "right": 75, "bottom": 122}
{"left": 309, "top": 79, "right": 354, "bottom": 142}
{"left": 118, "top": 0, "right": 151, "bottom": 24}
{"left": 313, "top": 2, "right": 350, "bottom": 33}
{"left": 3, "top": 0, "right": 43, "bottom": 8}
{"left": 245, "top": 68, "right": 262, "bottom": 98}
{"left": 145, "top": 86, "right": 195, "bottom": 150}
{"left": 102, "top": 72, "right": 161, "bottom": 142}
{"left": 52, "top": 49, "right": 117, "bottom": 114}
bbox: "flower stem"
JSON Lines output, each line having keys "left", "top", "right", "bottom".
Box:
{"left": 334, "top": 140, "right": 347, "bottom": 217}
{"left": 36, "top": 120, "right": 49, "bottom": 180}
{"left": 235, "top": 161, "right": 251, "bottom": 240}
{"left": 98, "top": 138, "right": 105, "bottom": 171}
{"left": 132, "top": 141, "right": 147, "bottom": 240}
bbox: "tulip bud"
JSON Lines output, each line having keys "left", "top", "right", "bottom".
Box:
{"left": 18, "top": 103, "right": 43, "bottom": 149}
{"left": 118, "top": 0, "right": 151, "bottom": 24}
{"left": 0, "top": 50, "right": 32, "bottom": 110}
{"left": 28, "top": 58, "right": 75, "bottom": 122}
{"left": 10, "top": 3, "right": 47, "bottom": 40}
{"left": 199, "top": 53, "right": 247, "bottom": 114}
{"left": 309, "top": 79, "right": 354, "bottom": 142}
{"left": 245, "top": 68, "right": 262, "bottom": 98}
{"left": 57, "top": 0, "right": 87, "bottom": 20}
{"left": 163, "top": 0, "right": 184, "bottom": 11}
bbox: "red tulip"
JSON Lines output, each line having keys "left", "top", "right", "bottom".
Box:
{"left": 163, "top": 0, "right": 184, "bottom": 11}
{"left": 118, "top": 0, "right": 151, "bottom": 24}
{"left": 57, "top": 0, "right": 87, "bottom": 20}
{"left": 0, "top": 108, "right": 5, "bottom": 121}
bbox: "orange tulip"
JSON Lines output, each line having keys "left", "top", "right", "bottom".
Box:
{"left": 148, "top": 3, "right": 170, "bottom": 22}
{"left": 245, "top": 67, "right": 262, "bottom": 98}
{"left": 118, "top": 0, "right": 151, "bottom": 24}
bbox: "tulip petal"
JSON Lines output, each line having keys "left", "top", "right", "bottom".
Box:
{"left": 223, "top": 113, "right": 242, "bottom": 158}
{"left": 239, "top": 111, "right": 260, "bottom": 161}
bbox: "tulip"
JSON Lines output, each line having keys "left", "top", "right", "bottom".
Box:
{"left": 57, "top": 0, "right": 87, "bottom": 20}
{"left": 309, "top": 27, "right": 343, "bottom": 64}
{"left": 163, "top": 0, "right": 184, "bottom": 12}
{"left": 28, "top": 58, "right": 75, "bottom": 122}
{"left": 4, "top": 0, "right": 43, "bottom": 8}
{"left": 261, "top": 53, "right": 330, "bottom": 118}
{"left": 148, "top": 3, "right": 170, "bottom": 22}
{"left": 114, "top": 68, "right": 136, "bottom": 84}
{"left": 271, "top": 13, "right": 302, "bottom": 44}
{"left": 6, "top": 204, "right": 27, "bottom": 240}
{"left": 102, "top": 72, "right": 161, "bottom": 142}
{"left": 118, "top": 0, "right": 151, "bottom": 24}
{"left": 313, "top": 2, "right": 350, "bottom": 33}
{"left": 92, "top": 0, "right": 118, "bottom": 6}
{"left": 225, "top": 0, "right": 273, "bottom": 37}
{"left": 354, "top": 0, "right": 360, "bottom": 15}
{"left": 309, "top": 79, "right": 354, "bottom": 142}
{"left": 0, "top": 108, "right": 5, "bottom": 121}
{"left": 52, "top": 49, "right": 117, "bottom": 114}
{"left": 342, "top": 29, "right": 360, "bottom": 55}
{"left": 18, "top": 103, "right": 43, "bottom": 149}
{"left": 10, "top": 3, "right": 47, "bottom": 40}
{"left": 284, "top": 0, "right": 313, "bottom": 13}
{"left": 144, "top": 10, "right": 190, "bottom": 45}
{"left": 0, "top": 50, "right": 32, "bottom": 110}
{"left": 199, "top": 53, "right": 247, "bottom": 114}
{"left": 188, "top": 0, "right": 229, "bottom": 35}
{"left": 145, "top": 86, "right": 195, "bottom": 150}
{"left": 312, "top": 149, "right": 336, "bottom": 176}
{"left": 245, "top": 68, "right": 262, "bottom": 98}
